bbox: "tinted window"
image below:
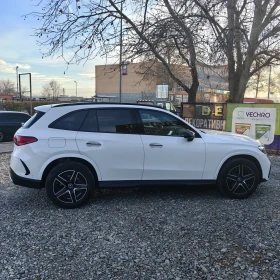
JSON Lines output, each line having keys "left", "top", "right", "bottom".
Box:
{"left": 13, "top": 114, "right": 30, "bottom": 122}
{"left": 23, "top": 111, "right": 44, "bottom": 128}
{"left": 0, "top": 114, "right": 13, "bottom": 122}
{"left": 138, "top": 109, "right": 191, "bottom": 137}
{"left": 50, "top": 110, "right": 88, "bottom": 131}
{"left": 80, "top": 110, "right": 98, "bottom": 132}
{"left": 97, "top": 109, "right": 134, "bottom": 134}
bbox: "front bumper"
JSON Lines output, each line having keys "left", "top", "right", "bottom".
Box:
{"left": 261, "top": 166, "right": 272, "bottom": 182}
{"left": 10, "top": 168, "right": 42, "bottom": 189}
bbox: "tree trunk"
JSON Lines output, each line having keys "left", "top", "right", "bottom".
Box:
{"left": 188, "top": 65, "right": 199, "bottom": 103}
{"left": 228, "top": 66, "right": 251, "bottom": 103}
{"left": 256, "top": 73, "right": 260, "bottom": 98}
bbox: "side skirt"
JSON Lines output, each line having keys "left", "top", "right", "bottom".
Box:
{"left": 99, "top": 180, "right": 216, "bottom": 189}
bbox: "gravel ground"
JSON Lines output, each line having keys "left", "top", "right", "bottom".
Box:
{"left": 0, "top": 153, "right": 279, "bottom": 280}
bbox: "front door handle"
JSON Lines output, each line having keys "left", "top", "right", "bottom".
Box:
{"left": 149, "top": 143, "right": 163, "bottom": 148}
{"left": 86, "top": 141, "right": 101, "bottom": 147}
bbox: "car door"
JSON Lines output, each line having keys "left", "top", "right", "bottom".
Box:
{"left": 76, "top": 108, "right": 144, "bottom": 181}
{"left": 136, "top": 109, "right": 206, "bottom": 180}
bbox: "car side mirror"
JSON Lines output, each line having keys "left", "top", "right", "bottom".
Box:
{"left": 183, "top": 129, "right": 195, "bottom": 142}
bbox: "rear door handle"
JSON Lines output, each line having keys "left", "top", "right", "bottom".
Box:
{"left": 86, "top": 141, "right": 101, "bottom": 147}
{"left": 149, "top": 143, "right": 163, "bottom": 148}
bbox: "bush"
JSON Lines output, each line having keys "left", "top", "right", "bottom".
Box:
{"left": 1, "top": 100, "right": 66, "bottom": 115}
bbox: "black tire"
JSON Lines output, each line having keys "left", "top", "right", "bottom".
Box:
{"left": 217, "top": 157, "right": 260, "bottom": 199}
{"left": 45, "top": 162, "right": 95, "bottom": 208}
{"left": 0, "top": 131, "right": 4, "bottom": 142}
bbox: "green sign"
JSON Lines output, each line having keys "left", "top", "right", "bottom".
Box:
{"left": 226, "top": 103, "right": 280, "bottom": 145}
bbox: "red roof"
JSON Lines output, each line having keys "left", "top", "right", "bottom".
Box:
{"left": 243, "top": 98, "right": 274, "bottom": 104}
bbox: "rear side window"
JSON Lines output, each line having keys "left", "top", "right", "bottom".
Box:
{"left": 0, "top": 114, "right": 14, "bottom": 122}
{"left": 80, "top": 109, "right": 98, "bottom": 132}
{"left": 23, "top": 111, "right": 44, "bottom": 128}
{"left": 14, "top": 114, "right": 30, "bottom": 123}
{"left": 97, "top": 109, "right": 135, "bottom": 134}
{"left": 50, "top": 110, "right": 88, "bottom": 131}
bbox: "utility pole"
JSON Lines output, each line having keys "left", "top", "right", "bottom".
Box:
{"left": 119, "top": 0, "right": 123, "bottom": 103}
{"left": 74, "top": 81, "right": 77, "bottom": 97}
{"left": 267, "top": 65, "right": 271, "bottom": 99}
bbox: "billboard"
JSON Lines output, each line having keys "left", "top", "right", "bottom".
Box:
{"left": 182, "top": 103, "right": 227, "bottom": 130}
{"left": 226, "top": 103, "right": 280, "bottom": 150}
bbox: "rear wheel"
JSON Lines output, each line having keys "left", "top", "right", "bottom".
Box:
{"left": 217, "top": 157, "right": 260, "bottom": 199}
{"left": 0, "top": 131, "right": 4, "bottom": 142}
{"left": 45, "top": 162, "right": 95, "bottom": 208}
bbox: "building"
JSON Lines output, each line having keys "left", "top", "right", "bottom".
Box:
{"left": 0, "top": 94, "right": 13, "bottom": 101}
{"left": 95, "top": 61, "right": 229, "bottom": 104}
{"left": 95, "top": 61, "right": 161, "bottom": 103}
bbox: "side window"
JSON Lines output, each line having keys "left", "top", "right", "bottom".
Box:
{"left": 80, "top": 109, "right": 98, "bottom": 132}
{"left": 97, "top": 109, "right": 134, "bottom": 134}
{"left": 50, "top": 110, "right": 88, "bottom": 131}
{"left": 21, "top": 114, "right": 30, "bottom": 122}
{"left": 14, "top": 114, "right": 28, "bottom": 123}
{"left": 138, "top": 109, "right": 191, "bottom": 137}
{"left": 4, "top": 114, "right": 14, "bottom": 122}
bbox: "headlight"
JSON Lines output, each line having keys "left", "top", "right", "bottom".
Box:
{"left": 258, "top": 145, "right": 267, "bottom": 154}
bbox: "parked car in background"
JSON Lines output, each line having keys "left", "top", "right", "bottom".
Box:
{"left": 10, "top": 103, "right": 271, "bottom": 208}
{"left": 0, "top": 111, "right": 30, "bottom": 142}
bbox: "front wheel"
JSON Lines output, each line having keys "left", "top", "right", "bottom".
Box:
{"left": 217, "top": 158, "right": 260, "bottom": 199}
{"left": 45, "top": 162, "right": 95, "bottom": 208}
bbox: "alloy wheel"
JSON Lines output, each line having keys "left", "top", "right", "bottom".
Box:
{"left": 52, "top": 169, "right": 88, "bottom": 204}
{"left": 226, "top": 164, "right": 256, "bottom": 195}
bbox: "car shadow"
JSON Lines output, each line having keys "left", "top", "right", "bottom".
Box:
{"left": 92, "top": 184, "right": 222, "bottom": 204}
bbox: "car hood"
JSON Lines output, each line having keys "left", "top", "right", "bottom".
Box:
{"left": 200, "top": 129, "right": 261, "bottom": 146}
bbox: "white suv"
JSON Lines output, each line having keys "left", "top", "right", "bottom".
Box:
{"left": 10, "top": 103, "right": 271, "bottom": 208}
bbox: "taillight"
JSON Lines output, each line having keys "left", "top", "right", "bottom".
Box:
{"left": 14, "top": 135, "right": 38, "bottom": 146}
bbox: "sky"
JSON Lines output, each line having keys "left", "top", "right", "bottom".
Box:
{"left": 0, "top": 0, "right": 108, "bottom": 98}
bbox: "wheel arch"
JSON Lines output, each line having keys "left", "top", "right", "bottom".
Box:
{"left": 216, "top": 155, "right": 262, "bottom": 182}
{"left": 40, "top": 157, "right": 100, "bottom": 188}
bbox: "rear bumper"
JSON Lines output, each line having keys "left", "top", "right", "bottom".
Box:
{"left": 10, "top": 168, "right": 42, "bottom": 189}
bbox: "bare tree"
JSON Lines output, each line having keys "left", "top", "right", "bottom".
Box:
{"left": 0, "top": 79, "right": 16, "bottom": 94}
{"left": 27, "top": 0, "right": 211, "bottom": 102}
{"left": 41, "top": 80, "right": 62, "bottom": 100}
{"left": 193, "top": 0, "right": 280, "bottom": 102}
{"left": 28, "top": 0, "right": 280, "bottom": 103}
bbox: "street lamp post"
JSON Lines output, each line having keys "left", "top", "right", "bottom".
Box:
{"left": 16, "top": 66, "right": 19, "bottom": 96}
{"left": 74, "top": 81, "right": 77, "bottom": 97}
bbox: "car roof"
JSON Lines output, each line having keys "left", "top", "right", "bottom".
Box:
{"left": 35, "top": 102, "right": 162, "bottom": 112}
{"left": 53, "top": 102, "right": 159, "bottom": 108}
{"left": 0, "top": 111, "right": 30, "bottom": 115}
